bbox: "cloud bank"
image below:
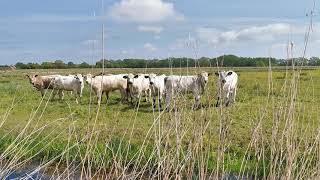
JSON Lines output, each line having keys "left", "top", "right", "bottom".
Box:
{"left": 109, "top": 0, "right": 184, "bottom": 23}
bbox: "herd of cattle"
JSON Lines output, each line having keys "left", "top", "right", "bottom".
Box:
{"left": 26, "top": 70, "right": 238, "bottom": 109}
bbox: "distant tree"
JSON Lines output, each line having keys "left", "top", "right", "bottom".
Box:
{"left": 41, "top": 62, "right": 54, "bottom": 69}
{"left": 79, "top": 62, "right": 90, "bottom": 68}
{"left": 54, "top": 60, "right": 66, "bottom": 69}
{"left": 27, "top": 63, "right": 40, "bottom": 69}
{"left": 309, "top": 57, "right": 320, "bottom": 66}
{"left": 67, "top": 62, "right": 76, "bottom": 68}
{"left": 96, "top": 59, "right": 107, "bottom": 68}
{"left": 11, "top": 55, "right": 300, "bottom": 69}
{"left": 15, "top": 62, "right": 27, "bottom": 69}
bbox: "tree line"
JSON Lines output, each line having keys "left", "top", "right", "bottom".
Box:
{"left": 13, "top": 55, "right": 320, "bottom": 69}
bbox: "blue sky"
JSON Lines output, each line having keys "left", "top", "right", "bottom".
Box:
{"left": 0, "top": 0, "right": 318, "bottom": 65}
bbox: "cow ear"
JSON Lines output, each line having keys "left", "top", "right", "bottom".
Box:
{"left": 134, "top": 75, "right": 139, "bottom": 78}
{"left": 35, "top": 74, "right": 38, "bottom": 77}
{"left": 227, "top": 72, "right": 233, "bottom": 76}
{"left": 123, "top": 75, "right": 128, "bottom": 79}
{"left": 215, "top": 72, "right": 219, "bottom": 76}
{"left": 144, "top": 75, "right": 149, "bottom": 79}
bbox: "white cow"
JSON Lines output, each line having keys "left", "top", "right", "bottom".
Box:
{"left": 75, "top": 74, "right": 84, "bottom": 97}
{"left": 144, "top": 74, "right": 166, "bottom": 109}
{"left": 165, "top": 72, "right": 210, "bottom": 109}
{"left": 123, "top": 73, "right": 151, "bottom": 105}
{"left": 215, "top": 70, "right": 238, "bottom": 107}
{"left": 53, "top": 75, "right": 84, "bottom": 104}
{"left": 68, "top": 74, "right": 84, "bottom": 96}
{"left": 85, "top": 74, "right": 128, "bottom": 104}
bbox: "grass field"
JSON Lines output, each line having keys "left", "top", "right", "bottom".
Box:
{"left": 0, "top": 67, "right": 320, "bottom": 179}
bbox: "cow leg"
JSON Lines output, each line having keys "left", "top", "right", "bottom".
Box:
{"left": 233, "top": 88, "right": 237, "bottom": 103}
{"left": 97, "top": 90, "right": 102, "bottom": 105}
{"left": 135, "top": 95, "right": 140, "bottom": 107}
{"left": 79, "top": 89, "right": 82, "bottom": 103}
{"left": 193, "top": 95, "right": 201, "bottom": 110}
{"left": 129, "top": 92, "right": 133, "bottom": 105}
{"left": 125, "top": 88, "right": 131, "bottom": 103}
{"left": 106, "top": 92, "right": 110, "bottom": 104}
{"left": 165, "top": 91, "right": 171, "bottom": 111}
{"left": 120, "top": 90, "right": 126, "bottom": 103}
{"left": 226, "top": 99, "right": 230, "bottom": 107}
{"left": 142, "top": 91, "right": 147, "bottom": 102}
{"left": 74, "top": 90, "right": 79, "bottom": 104}
{"left": 159, "top": 98, "right": 162, "bottom": 110}
{"left": 152, "top": 97, "right": 156, "bottom": 109}
{"left": 148, "top": 89, "right": 151, "bottom": 102}
{"left": 224, "top": 91, "right": 229, "bottom": 107}
{"left": 40, "top": 88, "right": 45, "bottom": 97}
{"left": 59, "top": 90, "right": 64, "bottom": 100}
{"left": 51, "top": 90, "right": 57, "bottom": 100}
{"left": 215, "top": 96, "right": 219, "bottom": 107}
{"left": 120, "top": 90, "right": 124, "bottom": 103}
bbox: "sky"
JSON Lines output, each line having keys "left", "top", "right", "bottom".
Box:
{"left": 0, "top": 0, "right": 319, "bottom": 65}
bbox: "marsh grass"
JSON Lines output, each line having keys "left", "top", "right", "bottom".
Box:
{"left": 0, "top": 65, "right": 320, "bottom": 179}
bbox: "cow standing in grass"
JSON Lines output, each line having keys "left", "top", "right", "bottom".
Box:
{"left": 123, "top": 73, "right": 151, "bottom": 105}
{"left": 26, "top": 74, "right": 59, "bottom": 97}
{"left": 53, "top": 75, "right": 84, "bottom": 104}
{"left": 144, "top": 74, "right": 166, "bottom": 109}
{"left": 165, "top": 72, "right": 210, "bottom": 110}
{"left": 85, "top": 73, "right": 128, "bottom": 104}
{"left": 215, "top": 70, "right": 238, "bottom": 107}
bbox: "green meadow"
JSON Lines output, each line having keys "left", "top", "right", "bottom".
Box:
{"left": 0, "top": 67, "right": 320, "bottom": 178}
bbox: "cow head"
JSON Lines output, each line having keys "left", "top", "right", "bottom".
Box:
{"left": 144, "top": 73, "right": 156, "bottom": 86}
{"left": 215, "top": 71, "right": 233, "bottom": 84}
{"left": 75, "top": 74, "right": 84, "bottom": 86}
{"left": 26, "top": 74, "right": 40, "bottom": 87}
{"left": 84, "top": 74, "right": 93, "bottom": 84}
{"left": 198, "top": 71, "right": 210, "bottom": 85}
{"left": 123, "top": 73, "right": 139, "bottom": 85}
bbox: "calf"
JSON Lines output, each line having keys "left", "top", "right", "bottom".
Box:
{"left": 26, "top": 74, "right": 59, "bottom": 97}
{"left": 123, "top": 73, "right": 151, "bottom": 105}
{"left": 165, "top": 72, "right": 210, "bottom": 109}
{"left": 85, "top": 74, "right": 128, "bottom": 104}
{"left": 215, "top": 70, "right": 238, "bottom": 107}
{"left": 53, "top": 75, "right": 84, "bottom": 104}
{"left": 144, "top": 74, "right": 166, "bottom": 109}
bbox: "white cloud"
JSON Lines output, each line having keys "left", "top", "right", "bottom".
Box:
{"left": 137, "top": 25, "right": 163, "bottom": 34}
{"left": 154, "top": 35, "right": 161, "bottom": 40}
{"left": 144, "top": 43, "right": 158, "bottom": 51}
{"left": 196, "top": 23, "right": 303, "bottom": 45}
{"left": 109, "top": 0, "right": 184, "bottom": 23}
